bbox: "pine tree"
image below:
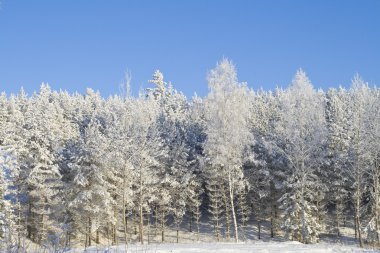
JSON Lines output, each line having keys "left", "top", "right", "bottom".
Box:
{"left": 236, "top": 182, "right": 250, "bottom": 240}
{"left": 22, "top": 85, "right": 67, "bottom": 244}
{"left": 325, "top": 87, "right": 351, "bottom": 236}
{"left": 186, "top": 178, "right": 203, "bottom": 240}
{"left": 66, "top": 118, "right": 114, "bottom": 247}
{"left": 276, "top": 70, "right": 326, "bottom": 243}
{"left": 0, "top": 148, "right": 15, "bottom": 247}
{"left": 205, "top": 165, "right": 224, "bottom": 242}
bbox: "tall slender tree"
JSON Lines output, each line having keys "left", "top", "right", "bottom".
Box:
{"left": 276, "top": 70, "right": 326, "bottom": 243}
{"left": 203, "top": 59, "right": 252, "bottom": 242}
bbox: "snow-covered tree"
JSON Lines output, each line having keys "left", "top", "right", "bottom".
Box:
{"left": 146, "top": 70, "right": 204, "bottom": 243}
{"left": 246, "top": 90, "right": 283, "bottom": 239}
{"left": 105, "top": 98, "right": 135, "bottom": 245}
{"left": 186, "top": 178, "right": 203, "bottom": 240}
{"left": 2, "top": 60, "right": 380, "bottom": 248}
{"left": 204, "top": 165, "right": 224, "bottom": 241}
{"left": 203, "top": 59, "right": 252, "bottom": 242}
{"left": 66, "top": 118, "right": 114, "bottom": 247}
{"left": 0, "top": 148, "right": 15, "bottom": 247}
{"left": 22, "top": 84, "right": 71, "bottom": 244}
{"left": 276, "top": 70, "right": 326, "bottom": 243}
{"left": 363, "top": 88, "right": 380, "bottom": 245}
{"left": 236, "top": 181, "right": 250, "bottom": 240}
{"left": 325, "top": 87, "right": 351, "bottom": 236}
{"left": 347, "top": 75, "right": 372, "bottom": 247}
{"left": 4, "top": 92, "right": 30, "bottom": 249}
{"left": 128, "top": 98, "right": 163, "bottom": 244}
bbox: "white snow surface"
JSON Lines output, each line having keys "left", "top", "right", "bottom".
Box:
{"left": 66, "top": 242, "right": 378, "bottom": 253}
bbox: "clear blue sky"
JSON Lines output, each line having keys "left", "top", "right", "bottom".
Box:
{"left": 0, "top": 0, "right": 379, "bottom": 98}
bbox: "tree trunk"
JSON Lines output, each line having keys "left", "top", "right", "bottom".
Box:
{"left": 27, "top": 201, "right": 32, "bottom": 240}
{"left": 17, "top": 194, "right": 22, "bottom": 248}
{"left": 270, "top": 216, "right": 274, "bottom": 238}
{"left": 139, "top": 204, "right": 144, "bottom": 244}
{"left": 215, "top": 223, "right": 220, "bottom": 242}
{"left": 271, "top": 203, "right": 278, "bottom": 238}
{"left": 147, "top": 213, "right": 150, "bottom": 244}
{"left": 133, "top": 211, "right": 137, "bottom": 235}
{"left": 85, "top": 231, "right": 88, "bottom": 249}
{"left": 122, "top": 174, "right": 128, "bottom": 245}
{"left": 113, "top": 224, "right": 116, "bottom": 245}
{"left": 196, "top": 214, "right": 200, "bottom": 241}
{"left": 189, "top": 212, "right": 193, "bottom": 232}
{"left": 88, "top": 217, "right": 92, "bottom": 247}
{"left": 355, "top": 169, "right": 363, "bottom": 247}
{"left": 40, "top": 212, "right": 45, "bottom": 244}
{"left": 258, "top": 220, "right": 261, "bottom": 240}
{"left": 356, "top": 216, "right": 363, "bottom": 247}
{"left": 300, "top": 165, "right": 307, "bottom": 244}
{"left": 354, "top": 214, "right": 357, "bottom": 239}
{"left": 228, "top": 171, "right": 239, "bottom": 243}
{"left": 223, "top": 189, "right": 230, "bottom": 240}
{"left": 213, "top": 184, "right": 220, "bottom": 242}
{"left": 336, "top": 199, "right": 341, "bottom": 237}
{"left": 155, "top": 205, "right": 158, "bottom": 236}
{"left": 374, "top": 161, "right": 380, "bottom": 245}
{"left": 161, "top": 208, "right": 165, "bottom": 242}
{"left": 139, "top": 167, "right": 144, "bottom": 244}
{"left": 377, "top": 210, "right": 380, "bottom": 246}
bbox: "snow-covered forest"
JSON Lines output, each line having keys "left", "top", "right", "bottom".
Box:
{"left": 1, "top": 59, "right": 380, "bottom": 251}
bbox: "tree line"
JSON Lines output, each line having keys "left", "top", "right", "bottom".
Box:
{"left": 1, "top": 59, "right": 380, "bottom": 251}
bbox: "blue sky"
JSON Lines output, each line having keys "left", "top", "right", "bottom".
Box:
{"left": 0, "top": 0, "right": 379, "bottom": 98}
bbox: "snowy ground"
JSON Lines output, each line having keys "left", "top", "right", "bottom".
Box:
{"left": 21, "top": 217, "right": 380, "bottom": 252}
{"left": 65, "top": 241, "right": 378, "bottom": 253}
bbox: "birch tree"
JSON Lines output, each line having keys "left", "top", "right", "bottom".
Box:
{"left": 204, "top": 59, "right": 252, "bottom": 242}
{"left": 364, "top": 88, "right": 380, "bottom": 245}
{"left": 347, "top": 76, "right": 372, "bottom": 247}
